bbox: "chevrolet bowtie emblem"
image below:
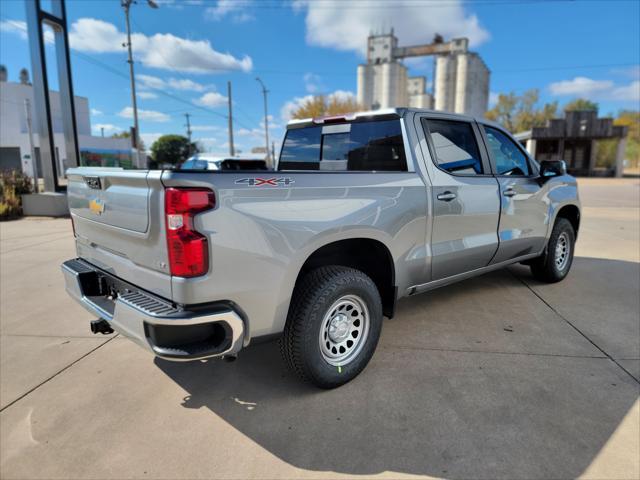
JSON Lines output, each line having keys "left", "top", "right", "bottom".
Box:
{"left": 89, "top": 198, "right": 105, "bottom": 215}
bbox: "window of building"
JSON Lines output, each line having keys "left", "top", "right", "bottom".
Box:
{"left": 483, "top": 126, "right": 531, "bottom": 176}
{"left": 423, "top": 119, "right": 483, "bottom": 175}
{"left": 279, "top": 119, "right": 407, "bottom": 172}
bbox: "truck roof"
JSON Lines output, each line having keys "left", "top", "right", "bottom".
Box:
{"left": 286, "top": 107, "right": 489, "bottom": 129}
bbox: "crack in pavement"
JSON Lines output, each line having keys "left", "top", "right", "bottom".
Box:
{"left": 0, "top": 336, "right": 118, "bottom": 413}
{"left": 509, "top": 270, "right": 640, "bottom": 384}
{"left": 380, "top": 344, "right": 608, "bottom": 359}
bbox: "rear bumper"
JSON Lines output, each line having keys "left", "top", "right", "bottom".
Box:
{"left": 61, "top": 258, "right": 244, "bottom": 361}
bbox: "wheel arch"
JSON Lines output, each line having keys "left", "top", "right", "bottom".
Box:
{"left": 293, "top": 238, "right": 397, "bottom": 319}
{"left": 554, "top": 203, "right": 581, "bottom": 238}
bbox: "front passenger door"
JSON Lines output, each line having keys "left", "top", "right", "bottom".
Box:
{"left": 481, "top": 125, "right": 549, "bottom": 264}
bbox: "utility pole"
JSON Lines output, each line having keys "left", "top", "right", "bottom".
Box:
{"left": 24, "top": 98, "right": 38, "bottom": 192}
{"left": 184, "top": 113, "right": 192, "bottom": 156}
{"left": 256, "top": 77, "right": 270, "bottom": 166}
{"left": 121, "top": 0, "right": 158, "bottom": 168}
{"left": 101, "top": 127, "right": 104, "bottom": 138}
{"left": 227, "top": 81, "right": 235, "bottom": 157}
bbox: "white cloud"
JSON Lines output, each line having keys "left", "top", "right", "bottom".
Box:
{"left": 138, "top": 91, "right": 159, "bottom": 100}
{"left": 65, "top": 18, "right": 252, "bottom": 74}
{"left": 90, "top": 108, "right": 103, "bottom": 116}
{"left": 293, "top": 0, "right": 489, "bottom": 56}
{"left": 304, "top": 73, "right": 324, "bottom": 94}
{"left": 548, "top": 76, "right": 639, "bottom": 102}
{"left": 2, "top": 17, "right": 252, "bottom": 74}
{"left": 137, "top": 74, "right": 166, "bottom": 90}
{"left": 205, "top": 0, "right": 255, "bottom": 23}
{"left": 137, "top": 74, "right": 207, "bottom": 92}
{"left": 195, "top": 92, "right": 227, "bottom": 108}
{"left": 156, "top": 0, "right": 204, "bottom": 8}
{"left": 1, "top": 19, "right": 27, "bottom": 40}
{"left": 118, "top": 107, "right": 170, "bottom": 122}
{"left": 236, "top": 128, "right": 253, "bottom": 137}
{"left": 140, "top": 132, "right": 163, "bottom": 148}
{"left": 168, "top": 78, "right": 207, "bottom": 92}
{"left": 191, "top": 125, "right": 223, "bottom": 132}
{"left": 549, "top": 77, "right": 612, "bottom": 96}
{"left": 610, "top": 81, "right": 640, "bottom": 102}
{"left": 1, "top": 19, "right": 54, "bottom": 44}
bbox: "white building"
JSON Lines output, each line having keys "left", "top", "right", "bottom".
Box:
{"left": 407, "top": 76, "right": 433, "bottom": 109}
{"left": 357, "top": 33, "right": 434, "bottom": 110}
{"left": 434, "top": 52, "right": 489, "bottom": 118}
{"left": 0, "top": 79, "right": 133, "bottom": 178}
{"left": 356, "top": 32, "right": 488, "bottom": 116}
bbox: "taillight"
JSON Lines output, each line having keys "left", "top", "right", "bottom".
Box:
{"left": 164, "top": 187, "right": 215, "bottom": 277}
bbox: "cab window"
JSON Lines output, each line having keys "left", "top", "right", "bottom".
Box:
{"left": 483, "top": 126, "right": 532, "bottom": 176}
{"left": 279, "top": 119, "right": 407, "bottom": 171}
{"left": 423, "top": 119, "right": 483, "bottom": 175}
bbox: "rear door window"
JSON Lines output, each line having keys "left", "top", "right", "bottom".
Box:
{"left": 278, "top": 119, "right": 407, "bottom": 171}
{"left": 423, "top": 119, "right": 484, "bottom": 175}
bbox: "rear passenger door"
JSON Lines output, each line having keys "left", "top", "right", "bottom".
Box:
{"left": 420, "top": 116, "right": 501, "bottom": 280}
{"left": 480, "top": 125, "right": 548, "bottom": 263}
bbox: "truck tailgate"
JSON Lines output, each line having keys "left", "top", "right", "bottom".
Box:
{"left": 67, "top": 168, "right": 172, "bottom": 299}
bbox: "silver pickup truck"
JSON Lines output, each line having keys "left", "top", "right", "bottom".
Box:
{"left": 62, "top": 108, "right": 580, "bottom": 388}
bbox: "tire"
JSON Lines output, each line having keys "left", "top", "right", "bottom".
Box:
{"left": 280, "top": 266, "right": 383, "bottom": 389}
{"left": 530, "top": 217, "right": 575, "bottom": 283}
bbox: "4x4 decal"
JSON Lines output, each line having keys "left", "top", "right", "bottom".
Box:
{"left": 235, "top": 177, "right": 295, "bottom": 187}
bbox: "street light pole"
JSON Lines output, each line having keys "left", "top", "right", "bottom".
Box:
{"left": 256, "top": 77, "right": 270, "bottom": 167}
{"left": 121, "top": 0, "right": 158, "bottom": 168}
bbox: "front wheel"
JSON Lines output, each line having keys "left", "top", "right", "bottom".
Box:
{"left": 530, "top": 217, "right": 576, "bottom": 283}
{"left": 280, "top": 266, "right": 383, "bottom": 389}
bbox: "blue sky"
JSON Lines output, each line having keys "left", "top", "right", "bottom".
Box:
{"left": 1, "top": 0, "right": 639, "bottom": 154}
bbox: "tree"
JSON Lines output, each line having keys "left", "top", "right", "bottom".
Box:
{"left": 150, "top": 134, "right": 197, "bottom": 166}
{"left": 111, "top": 131, "right": 130, "bottom": 138}
{"left": 596, "top": 110, "right": 640, "bottom": 171}
{"left": 564, "top": 98, "right": 598, "bottom": 112}
{"left": 615, "top": 111, "right": 640, "bottom": 170}
{"left": 290, "top": 94, "right": 362, "bottom": 120}
{"left": 485, "top": 89, "right": 558, "bottom": 132}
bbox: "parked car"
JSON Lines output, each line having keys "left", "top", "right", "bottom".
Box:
{"left": 180, "top": 154, "right": 268, "bottom": 171}
{"left": 62, "top": 108, "right": 580, "bottom": 388}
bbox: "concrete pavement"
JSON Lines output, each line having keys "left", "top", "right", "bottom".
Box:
{"left": 1, "top": 178, "right": 638, "bottom": 479}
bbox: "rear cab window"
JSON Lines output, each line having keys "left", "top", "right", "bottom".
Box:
{"left": 422, "top": 118, "right": 484, "bottom": 175}
{"left": 278, "top": 119, "right": 407, "bottom": 172}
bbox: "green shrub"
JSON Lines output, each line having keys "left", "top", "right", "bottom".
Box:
{"left": 0, "top": 170, "right": 33, "bottom": 221}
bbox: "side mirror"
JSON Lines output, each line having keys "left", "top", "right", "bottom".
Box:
{"left": 539, "top": 160, "right": 567, "bottom": 181}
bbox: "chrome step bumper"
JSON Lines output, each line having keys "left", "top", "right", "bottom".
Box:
{"left": 62, "top": 258, "right": 245, "bottom": 361}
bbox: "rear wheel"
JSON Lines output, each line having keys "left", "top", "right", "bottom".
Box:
{"left": 530, "top": 217, "right": 575, "bottom": 283}
{"left": 280, "top": 266, "right": 383, "bottom": 389}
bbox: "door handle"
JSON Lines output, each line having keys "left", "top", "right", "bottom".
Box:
{"left": 503, "top": 188, "right": 517, "bottom": 197}
{"left": 437, "top": 191, "right": 457, "bottom": 201}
